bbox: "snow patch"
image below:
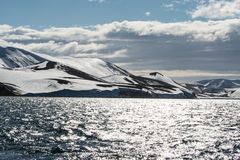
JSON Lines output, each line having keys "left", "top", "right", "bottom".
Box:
{"left": 231, "top": 89, "right": 240, "bottom": 98}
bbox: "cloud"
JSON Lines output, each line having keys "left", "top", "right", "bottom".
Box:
{"left": 88, "top": 0, "right": 106, "bottom": 3}
{"left": 11, "top": 41, "right": 108, "bottom": 56}
{"left": 2, "top": 20, "right": 240, "bottom": 43}
{"left": 71, "top": 49, "right": 128, "bottom": 59}
{"left": 163, "top": 3, "right": 174, "bottom": 10}
{"left": 0, "top": 25, "right": 13, "bottom": 34}
{"left": 1, "top": 19, "right": 240, "bottom": 76}
{"left": 192, "top": 0, "right": 240, "bottom": 19}
{"left": 102, "top": 49, "right": 128, "bottom": 58}
{"left": 132, "top": 69, "right": 240, "bottom": 78}
{"left": 132, "top": 69, "right": 240, "bottom": 82}
{"left": 97, "top": 20, "right": 240, "bottom": 41}
{"left": 0, "top": 39, "right": 8, "bottom": 47}
{"left": 145, "top": 12, "right": 151, "bottom": 17}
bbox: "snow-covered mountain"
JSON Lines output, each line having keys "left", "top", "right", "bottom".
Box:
{"left": 0, "top": 45, "right": 195, "bottom": 98}
{"left": 198, "top": 79, "right": 240, "bottom": 91}
{"left": 185, "top": 79, "right": 240, "bottom": 98}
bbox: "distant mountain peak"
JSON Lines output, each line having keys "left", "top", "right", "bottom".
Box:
{"left": 185, "top": 78, "right": 240, "bottom": 98}
{"left": 0, "top": 45, "right": 45, "bottom": 68}
{"left": 197, "top": 78, "right": 240, "bottom": 89}
{"left": 149, "top": 72, "right": 164, "bottom": 76}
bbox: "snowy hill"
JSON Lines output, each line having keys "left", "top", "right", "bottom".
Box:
{"left": 0, "top": 45, "right": 195, "bottom": 98}
{"left": 198, "top": 79, "right": 240, "bottom": 91}
{"left": 185, "top": 79, "right": 240, "bottom": 98}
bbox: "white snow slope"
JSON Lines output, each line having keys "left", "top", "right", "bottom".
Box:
{"left": 231, "top": 89, "right": 240, "bottom": 98}
{"left": 0, "top": 44, "right": 194, "bottom": 98}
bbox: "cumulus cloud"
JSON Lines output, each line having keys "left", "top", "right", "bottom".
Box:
{"left": 97, "top": 20, "right": 240, "bottom": 41}
{"left": 0, "top": 24, "right": 12, "bottom": 31}
{"left": 2, "top": 20, "right": 240, "bottom": 44}
{"left": 192, "top": 0, "right": 240, "bottom": 19}
{"left": 1, "top": 19, "right": 240, "bottom": 77}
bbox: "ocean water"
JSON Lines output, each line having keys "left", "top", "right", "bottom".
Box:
{"left": 0, "top": 97, "right": 239, "bottom": 160}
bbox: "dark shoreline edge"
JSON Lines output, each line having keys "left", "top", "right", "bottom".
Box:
{"left": 0, "top": 96, "right": 239, "bottom": 100}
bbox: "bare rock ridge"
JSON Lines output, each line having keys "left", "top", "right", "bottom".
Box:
{"left": 0, "top": 45, "right": 195, "bottom": 98}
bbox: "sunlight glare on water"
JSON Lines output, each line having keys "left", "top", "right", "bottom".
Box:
{"left": 0, "top": 97, "right": 239, "bottom": 159}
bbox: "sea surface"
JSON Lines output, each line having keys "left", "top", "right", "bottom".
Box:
{"left": 0, "top": 97, "right": 239, "bottom": 160}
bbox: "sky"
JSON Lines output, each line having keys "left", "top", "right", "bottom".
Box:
{"left": 0, "top": 0, "right": 240, "bottom": 82}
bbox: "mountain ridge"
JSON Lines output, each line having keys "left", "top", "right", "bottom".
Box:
{"left": 0, "top": 45, "right": 195, "bottom": 98}
{"left": 185, "top": 78, "right": 240, "bottom": 98}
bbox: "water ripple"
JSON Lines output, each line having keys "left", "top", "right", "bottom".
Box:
{"left": 0, "top": 97, "right": 239, "bottom": 159}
